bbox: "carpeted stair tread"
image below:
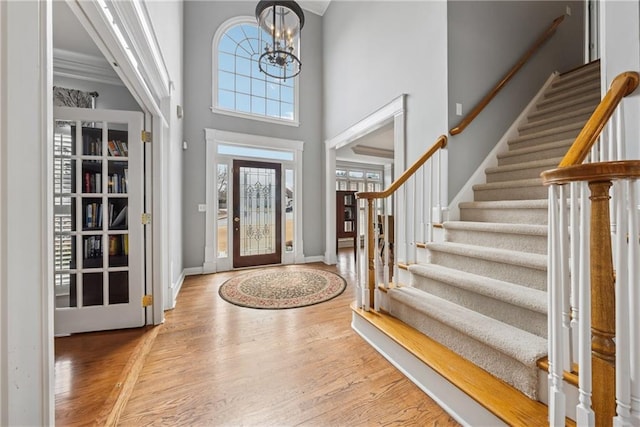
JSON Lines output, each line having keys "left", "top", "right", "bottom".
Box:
{"left": 497, "top": 138, "right": 574, "bottom": 165}
{"left": 556, "top": 60, "right": 600, "bottom": 81}
{"left": 508, "top": 122, "right": 583, "bottom": 147}
{"left": 485, "top": 157, "right": 563, "bottom": 182}
{"left": 408, "top": 263, "right": 547, "bottom": 315}
{"left": 473, "top": 178, "right": 547, "bottom": 201}
{"left": 459, "top": 200, "right": 549, "bottom": 225}
{"left": 545, "top": 73, "right": 600, "bottom": 97}
{"left": 519, "top": 105, "right": 594, "bottom": 134}
{"left": 388, "top": 287, "right": 548, "bottom": 371}
{"left": 528, "top": 92, "right": 600, "bottom": 122}
{"left": 425, "top": 242, "right": 547, "bottom": 271}
{"left": 443, "top": 220, "right": 547, "bottom": 237}
{"left": 536, "top": 81, "right": 600, "bottom": 108}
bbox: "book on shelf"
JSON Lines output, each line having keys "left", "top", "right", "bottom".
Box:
{"left": 110, "top": 205, "right": 127, "bottom": 228}
{"left": 108, "top": 140, "right": 129, "bottom": 157}
{"left": 83, "top": 235, "right": 102, "bottom": 259}
{"left": 85, "top": 203, "right": 103, "bottom": 229}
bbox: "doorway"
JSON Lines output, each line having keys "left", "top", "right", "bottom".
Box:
{"left": 232, "top": 160, "right": 282, "bottom": 268}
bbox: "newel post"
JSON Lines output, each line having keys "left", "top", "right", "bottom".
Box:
{"left": 588, "top": 180, "right": 616, "bottom": 426}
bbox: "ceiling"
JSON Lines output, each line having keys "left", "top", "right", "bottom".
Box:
{"left": 299, "top": 0, "right": 332, "bottom": 16}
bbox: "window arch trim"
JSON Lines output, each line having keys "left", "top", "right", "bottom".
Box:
{"left": 211, "top": 16, "right": 300, "bottom": 127}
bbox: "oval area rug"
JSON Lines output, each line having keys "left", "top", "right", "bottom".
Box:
{"left": 218, "top": 267, "right": 347, "bottom": 309}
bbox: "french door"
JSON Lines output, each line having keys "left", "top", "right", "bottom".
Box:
{"left": 53, "top": 106, "right": 145, "bottom": 335}
{"left": 232, "top": 160, "right": 282, "bottom": 268}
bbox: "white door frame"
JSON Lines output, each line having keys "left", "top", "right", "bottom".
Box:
{"left": 203, "top": 129, "right": 305, "bottom": 273}
{"left": 0, "top": 1, "right": 55, "bottom": 424}
{"left": 324, "top": 95, "right": 406, "bottom": 265}
{"left": 65, "top": 0, "right": 172, "bottom": 326}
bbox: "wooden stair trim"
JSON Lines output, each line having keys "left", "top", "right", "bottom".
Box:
{"left": 537, "top": 357, "right": 580, "bottom": 387}
{"left": 94, "top": 325, "right": 160, "bottom": 427}
{"left": 397, "top": 262, "right": 409, "bottom": 270}
{"left": 352, "top": 304, "right": 576, "bottom": 427}
{"left": 416, "top": 242, "right": 427, "bottom": 249}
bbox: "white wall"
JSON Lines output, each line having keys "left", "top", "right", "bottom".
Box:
{"left": 0, "top": 1, "right": 54, "bottom": 424}
{"left": 323, "top": 1, "right": 448, "bottom": 165}
{"left": 601, "top": 0, "right": 640, "bottom": 160}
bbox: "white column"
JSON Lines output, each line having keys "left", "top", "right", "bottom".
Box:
{"left": 0, "top": 0, "right": 54, "bottom": 424}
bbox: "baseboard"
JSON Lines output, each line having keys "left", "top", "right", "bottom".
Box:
{"left": 305, "top": 255, "right": 326, "bottom": 263}
{"left": 167, "top": 270, "right": 186, "bottom": 310}
{"left": 447, "top": 72, "right": 559, "bottom": 221}
{"left": 183, "top": 267, "right": 203, "bottom": 276}
{"left": 351, "top": 311, "right": 506, "bottom": 427}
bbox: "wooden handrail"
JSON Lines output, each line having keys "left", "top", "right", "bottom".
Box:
{"left": 558, "top": 71, "right": 640, "bottom": 167}
{"left": 449, "top": 15, "right": 565, "bottom": 136}
{"left": 356, "top": 135, "right": 447, "bottom": 200}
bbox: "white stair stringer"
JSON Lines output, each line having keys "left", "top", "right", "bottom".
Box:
{"left": 388, "top": 286, "right": 547, "bottom": 400}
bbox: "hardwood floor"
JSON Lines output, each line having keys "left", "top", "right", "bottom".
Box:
{"left": 56, "top": 250, "right": 460, "bottom": 426}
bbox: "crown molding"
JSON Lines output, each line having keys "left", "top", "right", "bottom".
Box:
{"left": 351, "top": 145, "right": 395, "bottom": 159}
{"left": 53, "top": 48, "right": 124, "bottom": 86}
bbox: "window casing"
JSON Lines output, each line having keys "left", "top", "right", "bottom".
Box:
{"left": 212, "top": 17, "right": 299, "bottom": 126}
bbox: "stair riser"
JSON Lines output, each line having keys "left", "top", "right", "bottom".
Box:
{"left": 388, "top": 297, "right": 540, "bottom": 399}
{"left": 410, "top": 274, "right": 547, "bottom": 337}
{"left": 486, "top": 164, "right": 559, "bottom": 183}
{"left": 473, "top": 185, "right": 547, "bottom": 201}
{"left": 459, "top": 207, "right": 548, "bottom": 225}
{"left": 508, "top": 128, "right": 580, "bottom": 150}
{"left": 518, "top": 113, "right": 590, "bottom": 136}
{"left": 427, "top": 251, "right": 546, "bottom": 290}
{"left": 444, "top": 228, "right": 547, "bottom": 254}
{"left": 498, "top": 144, "right": 571, "bottom": 166}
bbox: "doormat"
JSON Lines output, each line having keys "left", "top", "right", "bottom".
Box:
{"left": 218, "top": 267, "right": 347, "bottom": 309}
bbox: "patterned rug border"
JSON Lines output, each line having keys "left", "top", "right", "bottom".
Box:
{"left": 218, "top": 267, "right": 347, "bottom": 310}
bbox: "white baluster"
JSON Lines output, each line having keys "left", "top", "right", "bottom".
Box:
{"left": 549, "top": 184, "right": 566, "bottom": 426}
{"left": 408, "top": 176, "right": 416, "bottom": 264}
{"left": 383, "top": 208, "right": 390, "bottom": 288}
{"left": 576, "top": 181, "right": 595, "bottom": 426}
{"left": 570, "top": 182, "right": 580, "bottom": 366}
{"left": 629, "top": 180, "right": 640, "bottom": 424}
{"left": 363, "top": 200, "right": 370, "bottom": 311}
{"left": 433, "top": 149, "right": 442, "bottom": 223}
{"left": 614, "top": 180, "right": 632, "bottom": 426}
{"left": 418, "top": 168, "right": 425, "bottom": 243}
{"left": 559, "top": 184, "right": 572, "bottom": 373}
{"left": 427, "top": 158, "right": 434, "bottom": 242}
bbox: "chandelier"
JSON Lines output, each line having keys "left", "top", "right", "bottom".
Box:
{"left": 255, "top": 1, "right": 305, "bottom": 81}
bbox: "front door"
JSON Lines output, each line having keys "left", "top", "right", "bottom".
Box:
{"left": 232, "top": 160, "right": 282, "bottom": 268}
{"left": 53, "top": 106, "right": 145, "bottom": 334}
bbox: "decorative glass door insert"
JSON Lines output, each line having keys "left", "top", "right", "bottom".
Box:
{"left": 233, "top": 160, "right": 282, "bottom": 267}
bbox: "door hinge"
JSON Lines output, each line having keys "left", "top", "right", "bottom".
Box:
{"left": 141, "top": 213, "right": 152, "bottom": 224}
{"left": 141, "top": 130, "right": 152, "bottom": 143}
{"left": 142, "top": 294, "right": 153, "bottom": 307}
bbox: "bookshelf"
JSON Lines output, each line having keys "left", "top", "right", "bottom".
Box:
{"left": 336, "top": 191, "right": 358, "bottom": 253}
{"left": 53, "top": 124, "right": 131, "bottom": 309}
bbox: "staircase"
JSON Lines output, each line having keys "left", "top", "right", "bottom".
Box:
{"left": 386, "top": 61, "right": 601, "bottom": 402}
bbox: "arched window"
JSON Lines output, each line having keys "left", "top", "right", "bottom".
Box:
{"left": 212, "top": 17, "right": 298, "bottom": 126}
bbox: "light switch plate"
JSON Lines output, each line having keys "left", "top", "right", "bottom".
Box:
{"left": 198, "top": 204, "right": 206, "bottom": 212}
